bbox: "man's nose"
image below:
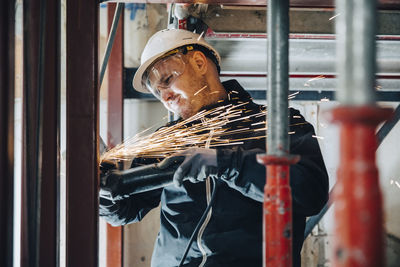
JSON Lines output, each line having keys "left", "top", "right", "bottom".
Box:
{"left": 159, "top": 87, "right": 175, "bottom": 102}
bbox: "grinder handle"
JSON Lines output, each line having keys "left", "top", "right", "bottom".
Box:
{"left": 102, "top": 156, "right": 185, "bottom": 199}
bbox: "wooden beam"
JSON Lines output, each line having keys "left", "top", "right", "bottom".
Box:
{"left": 66, "top": 0, "right": 99, "bottom": 266}
{"left": 0, "top": 0, "right": 15, "bottom": 265}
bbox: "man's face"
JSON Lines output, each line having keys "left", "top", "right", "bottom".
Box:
{"left": 145, "top": 52, "right": 212, "bottom": 119}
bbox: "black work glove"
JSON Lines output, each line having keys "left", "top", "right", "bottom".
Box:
{"left": 99, "top": 160, "right": 119, "bottom": 203}
{"left": 173, "top": 148, "right": 218, "bottom": 187}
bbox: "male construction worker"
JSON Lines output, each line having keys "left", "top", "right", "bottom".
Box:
{"left": 99, "top": 29, "right": 329, "bottom": 267}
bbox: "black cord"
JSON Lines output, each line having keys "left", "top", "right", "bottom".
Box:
{"left": 178, "top": 177, "right": 219, "bottom": 267}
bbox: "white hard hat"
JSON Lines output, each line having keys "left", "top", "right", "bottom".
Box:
{"left": 132, "top": 29, "right": 221, "bottom": 94}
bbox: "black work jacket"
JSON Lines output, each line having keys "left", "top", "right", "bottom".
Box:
{"left": 100, "top": 80, "right": 329, "bottom": 267}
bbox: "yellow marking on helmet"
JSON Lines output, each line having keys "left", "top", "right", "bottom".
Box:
{"left": 164, "top": 49, "right": 180, "bottom": 57}
{"left": 163, "top": 45, "right": 194, "bottom": 57}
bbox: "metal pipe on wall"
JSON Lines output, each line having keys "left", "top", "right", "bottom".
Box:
{"left": 332, "top": 0, "right": 393, "bottom": 266}
{"left": 257, "top": 0, "right": 299, "bottom": 266}
{"left": 0, "top": 1, "right": 15, "bottom": 266}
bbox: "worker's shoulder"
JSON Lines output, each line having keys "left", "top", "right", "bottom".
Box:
{"left": 288, "top": 107, "right": 316, "bottom": 133}
{"left": 155, "top": 118, "right": 182, "bottom": 132}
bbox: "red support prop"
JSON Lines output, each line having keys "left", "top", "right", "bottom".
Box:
{"left": 106, "top": 3, "right": 124, "bottom": 267}
{"left": 331, "top": 106, "right": 393, "bottom": 267}
{"left": 257, "top": 155, "right": 300, "bottom": 267}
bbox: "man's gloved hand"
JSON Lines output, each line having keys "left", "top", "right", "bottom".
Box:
{"left": 173, "top": 148, "right": 218, "bottom": 187}
{"left": 99, "top": 160, "right": 118, "bottom": 202}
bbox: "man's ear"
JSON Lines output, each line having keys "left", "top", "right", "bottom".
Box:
{"left": 190, "top": 51, "right": 208, "bottom": 75}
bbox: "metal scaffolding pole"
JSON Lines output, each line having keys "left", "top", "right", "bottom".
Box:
{"left": 257, "top": 0, "right": 299, "bottom": 266}
{"left": 0, "top": 1, "right": 15, "bottom": 266}
{"left": 332, "top": 0, "right": 393, "bottom": 266}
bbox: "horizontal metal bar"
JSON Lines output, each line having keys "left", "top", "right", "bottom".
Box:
{"left": 248, "top": 90, "right": 400, "bottom": 101}
{"left": 124, "top": 68, "right": 400, "bottom": 101}
{"left": 206, "top": 38, "right": 400, "bottom": 75}
{"left": 99, "top": 0, "right": 400, "bottom": 10}
{"left": 206, "top": 32, "right": 400, "bottom": 40}
{"left": 204, "top": 8, "right": 400, "bottom": 35}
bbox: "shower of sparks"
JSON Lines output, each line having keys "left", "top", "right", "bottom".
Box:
{"left": 194, "top": 85, "right": 208, "bottom": 96}
{"left": 304, "top": 75, "right": 325, "bottom": 87}
{"left": 101, "top": 90, "right": 308, "bottom": 162}
{"left": 329, "top": 13, "right": 341, "bottom": 21}
{"left": 101, "top": 103, "right": 270, "bottom": 162}
{"left": 308, "top": 75, "right": 326, "bottom": 83}
{"left": 288, "top": 91, "right": 300, "bottom": 100}
{"left": 395, "top": 181, "right": 400, "bottom": 189}
{"left": 197, "top": 31, "right": 205, "bottom": 41}
{"left": 320, "top": 97, "right": 330, "bottom": 102}
{"left": 312, "top": 135, "right": 325, "bottom": 140}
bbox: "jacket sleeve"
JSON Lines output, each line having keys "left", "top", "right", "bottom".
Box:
{"left": 216, "top": 111, "right": 329, "bottom": 217}
{"left": 100, "top": 189, "right": 162, "bottom": 226}
{"left": 99, "top": 158, "right": 163, "bottom": 226}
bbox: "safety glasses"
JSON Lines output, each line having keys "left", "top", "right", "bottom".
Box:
{"left": 142, "top": 53, "right": 186, "bottom": 98}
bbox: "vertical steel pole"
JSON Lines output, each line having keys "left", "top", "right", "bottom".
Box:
{"left": 21, "top": 0, "right": 60, "bottom": 266}
{"left": 39, "top": 0, "right": 61, "bottom": 266}
{"left": 332, "top": 0, "right": 392, "bottom": 266}
{"left": 257, "top": 0, "right": 299, "bottom": 266}
{"left": 0, "top": 1, "right": 15, "bottom": 266}
{"left": 22, "top": 0, "right": 41, "bottom": 265}
{"left": 106, "top": 3, "right": 124, "bottom": 267}
{"left": 66, "top": 0, "right": 99, "bottom": 266}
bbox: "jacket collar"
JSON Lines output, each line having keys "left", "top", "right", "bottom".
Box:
{"left": 221, "top": 79, "right": 253, "bottom": 103}
{"left": 200, "top": 79, "right": 254, "bottom": 112}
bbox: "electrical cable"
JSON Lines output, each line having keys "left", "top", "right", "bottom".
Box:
{"left": 178, "top": 177, "right": 219, "bottom": 267}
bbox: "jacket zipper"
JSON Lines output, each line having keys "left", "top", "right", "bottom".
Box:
{"left": 197, "top": 176, "right": 212, "bottom": 267}
{"left": 197, "top": 132, "right": 214, "bottom": 266}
